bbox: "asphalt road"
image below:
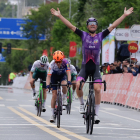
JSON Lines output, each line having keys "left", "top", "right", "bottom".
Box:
{"left": 0, "top": 87, "right": 140, "bottom": 140}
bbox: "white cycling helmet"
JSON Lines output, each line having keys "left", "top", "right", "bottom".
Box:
{"left": 66, "top": 58, "right": 71, "bottom": 64}
{"left": 40, "top": 55, "right": 48, "bottom": 64}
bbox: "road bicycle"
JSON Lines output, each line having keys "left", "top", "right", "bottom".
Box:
{"left": 79, "top": 75, "right": 106, "bottom": 134}
{"left": 49, "top": 82, "right": 68, "bottom": 128}
{"left": 34, "top": 79, "right": 46, "bottom": 117}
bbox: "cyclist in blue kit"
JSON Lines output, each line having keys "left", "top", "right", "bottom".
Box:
{"left": 51, "top": 7, "right": 133, "bottom": 123}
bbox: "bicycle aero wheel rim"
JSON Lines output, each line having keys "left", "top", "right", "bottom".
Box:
{"left": 39, "top": 90, "right": 43, "bottom": 117}
{"left": 68, "top": 88, "right": 71, "bottom": 114}
{"left": 57, "top": 93, "right": 61, "bottom": 128}
{"left": 89, "top": 94, "right": 95, "bottom": 135}
{"left": 85, "top": 100, "right": 89, "bottom": 134}
{"left": 36, "top": 101, "right": 39, "bottom": 116}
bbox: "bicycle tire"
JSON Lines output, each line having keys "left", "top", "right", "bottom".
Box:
{"left": 57, "top": 93, "right": 61, "bottom": 128}
{"left": 36, "top": 100, "right": 39, "bottom": 116}
{"left": 89, "top": 93, "right": 95, "bottom": 135}
{"left": 38, "top": 89, "right": 43, "bottom": 117}
{"left": 86, "top": 100, "right": 89, "bottom": 134}
{"left": 68, "top": 88, "right": 72, "bottom": 114}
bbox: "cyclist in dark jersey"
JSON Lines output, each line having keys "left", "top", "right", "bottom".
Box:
{"left": 51, "top": 7, "right": 133, "bottom": 123}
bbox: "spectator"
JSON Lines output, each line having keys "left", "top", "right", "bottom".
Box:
{"left": 135, "top": 62, "right": 140, "bottom": 73}
{"left": 28, "top": 63, "right": 32, "bottom": 72}
{"left": 116, "top": 60, "right": 122, "bottom": 73}
{"left": 109, "top": 63, "right": 118, "bottom": 74}
{"left": 101, "top": 64, "right": 107, "bottom": 75}
{"left": 117, "top": 41, "right": 130, "bottom": 62}
{"left": 122, "top": 65, "right": 129, "bottom": 73}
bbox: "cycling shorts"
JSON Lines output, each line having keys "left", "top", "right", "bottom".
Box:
{"left": 32, "top": 69, "right": 47, "bottom": 88}
{"left": 51, "top": 74, "right": 67, "bottom": 90}
{"left": 71, "top": 74, "right": 76, "bottom": 82}
{"left": 76, "top": 59, "right": 102, "bottom": 85}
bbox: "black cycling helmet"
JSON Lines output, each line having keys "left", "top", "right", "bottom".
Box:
{"left": 86, "top": 17, "right": 98, "bottom": 26}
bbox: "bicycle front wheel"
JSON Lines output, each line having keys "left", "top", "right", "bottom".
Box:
{"left": 38, "top": 90, "right": 43, "bottom": 117}
{"left": 89, "top": 93, "right": 95, "bottom": 135}
{"left": 57, "top": 93, "right": 61, "bottom": 128}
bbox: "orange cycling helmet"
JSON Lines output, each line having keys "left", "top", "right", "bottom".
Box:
{"left": 53, "top": 50, "right": 64, "bottom": 62}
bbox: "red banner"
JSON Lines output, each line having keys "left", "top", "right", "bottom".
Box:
{"left": 50, "top": 47, "right": 54, "bottom": 56}
{"left": 69, "top": 42, "right": 77, "bottom": 57}
{"left": 42, "top": 50, "right": 48, "bottom": 56}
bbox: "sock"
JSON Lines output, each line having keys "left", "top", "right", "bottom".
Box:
{"left": 51, "top": 108, "right": 54, "bottom": 115}
{"left": 63, "top": 93, "right": 66, "bottom": 99}
{"left": 32, "top": 88, "right": 36, "bottom": 94}
{"left": 78, "top": 96, "right": 84, "bottom": 105}
{"left": 95, "top": 104, "right": 100, "bottom": 116}
{"left": 73, "top": 90, "right": 75, "bottom": 95}
{"left": 43, "top": 99, "right": 46, "bottom": 107}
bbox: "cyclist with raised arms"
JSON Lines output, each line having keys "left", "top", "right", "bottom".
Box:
{"left": 51, "top": 7, "right": 133, "bottom": 123}
{"left": 30, "top": 55, "right": 49, "bottom": 112}
{"left": 46, "top": 50, "right": 71, "bottom": 122}
{"left": 66, "top": 58, "right": 77, "bottom": 101}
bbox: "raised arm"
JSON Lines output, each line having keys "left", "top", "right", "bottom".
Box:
{"left": 108, "top": 7, "right": 133, "bottom": 32}
{"left": 50, "top": 8, "right": 76, "bottom": 32}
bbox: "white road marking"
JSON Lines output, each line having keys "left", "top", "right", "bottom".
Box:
{"left": 100, "top": 110, "right": 140, "bottom": 123}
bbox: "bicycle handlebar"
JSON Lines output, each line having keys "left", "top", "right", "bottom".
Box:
{"left": 79, "top": 80, "right": 106, "bottom": 91}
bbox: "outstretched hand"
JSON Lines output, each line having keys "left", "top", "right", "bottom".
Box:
{"left": 124, "top": 7, "right": 133, "bottom": 16}
{"left": 50, "top": 8, "right": 61, "bottom": 17}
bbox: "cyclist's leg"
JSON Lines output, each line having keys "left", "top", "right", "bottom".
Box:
{"left": 93, "top": 65, "right": 102, "bottom": 123}
{"left": 71, "top": 74, "right": 76, "bottom": 100}
{"left": 30, "top": 72, "right": 38, "bottom": 99}
{"left": 50, "top": 89, "right": 57, "bottom": 122}
{"left": 76, "top": 65, "right": 87, "bottom": 104}
{"left": 50, "top": 74, "right": 58, "bottom": 122}
{"left": 41, "top": 72, "right": 47, "bottom": 109}
{"left": 61, "top": 75, "right": 67, "bottom": 106}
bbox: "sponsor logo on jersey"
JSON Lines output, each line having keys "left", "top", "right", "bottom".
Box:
{"left": 89, "top": 46, "right": 95, "bottom": 48}
{"left": 94, "top": 39, "right": 98, "bottom": 44}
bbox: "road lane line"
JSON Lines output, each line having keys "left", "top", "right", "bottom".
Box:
{"left": 19, "top": 107, "right": 90, "bottom": 140}
{"left": 100, "top": 110, "right": 140, "bottom": 123}
{"left": 0, "top": 97, "right": 3, "bottom": 99}
{"left": 8, "top": 107, "right": 70, "bottom": 140}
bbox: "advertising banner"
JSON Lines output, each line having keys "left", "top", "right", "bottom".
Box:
{"left": 102, "top": 36, "right": 109, "bottom": 64}
{"left": 69, "top": 41, "right": 77, "bottom": 57}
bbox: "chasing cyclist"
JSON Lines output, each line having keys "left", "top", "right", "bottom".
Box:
{"left": 66, "top": 58, "right": 77, "bottom": 101}
{"left": 46, "top": 50, "right": 71, "bottom": 122}
{"left": 30, "top": 55, "right": 49, "bottom": 112}
{"left": 51, "top": 7, "right": 133, "bottom": 123}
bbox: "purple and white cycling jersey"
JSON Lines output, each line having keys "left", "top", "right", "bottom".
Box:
{"left": 75, "top": 28, "right": 110, "bottom": 65}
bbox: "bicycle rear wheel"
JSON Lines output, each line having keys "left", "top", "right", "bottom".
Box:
{"left": 85, "top": 101, "right": 89, "bottom": 134}
{"left": 57, "top": 93, "right": 61, "bottom": 128}
{"left": 89, "top": 94, "right": 95, "bottom": 135}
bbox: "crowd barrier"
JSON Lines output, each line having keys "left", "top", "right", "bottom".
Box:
{"left": 99, "top": 73, "right": 140, "bottom": 110}
{"left": 12, "top": 73, "right": 140, "bottom": 110}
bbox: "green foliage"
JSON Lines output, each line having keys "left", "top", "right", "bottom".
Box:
{"left": 2, "top": 0, "right": 140, "bottom": 74}
{"left": 0, "top": 1, "right": 17, "bottom": 17}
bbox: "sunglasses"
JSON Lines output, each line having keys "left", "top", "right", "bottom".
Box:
{"left": 40, "top": 63, "right": 45, "bottom": 66}
{"left": 88, "top": 22, "right": 97, "bottom": 26}
{"left": 55, "top": 61, "right": 62, "bottom": 64}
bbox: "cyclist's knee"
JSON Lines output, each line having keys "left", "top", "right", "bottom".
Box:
{"left": 94, "top": 85, "right": 101, "bottom": 94}
{"left": 30, "top": 80, "right": 33, "bottom": 85}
